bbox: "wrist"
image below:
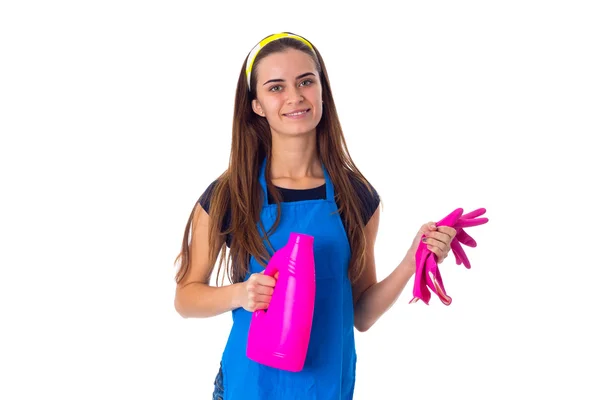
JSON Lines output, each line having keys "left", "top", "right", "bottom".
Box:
{"left": 399, "top": 255, "right": 416, "bottom": 276}
{"left": 231, "top": 282, "right": 244, "bottom": 310}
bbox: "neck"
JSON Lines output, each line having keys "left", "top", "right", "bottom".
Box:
{"left": 269, "top": 130, "right": 321, "bottom": 179}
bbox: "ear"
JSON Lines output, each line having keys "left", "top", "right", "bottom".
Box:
{"left": 252, "top": 99, "right": 265, "bottom": 117}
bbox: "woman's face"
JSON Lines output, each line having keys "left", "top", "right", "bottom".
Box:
{"left": 252, "top": 49, "right": 323, "bottom": 137}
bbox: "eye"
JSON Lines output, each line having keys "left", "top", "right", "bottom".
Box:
{"left": 269, "top": 85, "right": 283, "bottom": 92}
{"left": 299, "top": 79, "right": 313, "bottom": 87}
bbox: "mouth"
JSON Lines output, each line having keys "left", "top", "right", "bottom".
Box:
{"left": 283, "top": 108, "right": 310, "bottom": 117}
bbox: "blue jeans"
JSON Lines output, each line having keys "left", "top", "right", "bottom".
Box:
{"left": 212, "top": 363, "right": 224, "bottom": 400}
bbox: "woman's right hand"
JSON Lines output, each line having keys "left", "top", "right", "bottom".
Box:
{"left": 238, "top": 272, "right": 278, "bottom": 312}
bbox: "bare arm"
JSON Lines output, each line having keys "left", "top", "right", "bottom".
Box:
{"left": 352, "top": 205, "right": 416, "bottom": 332}
{"left": 174, "top": 203, "right": 277, "bottom": 318}
{"left": 174, "top": 203, "right": 243, "bottom": 318}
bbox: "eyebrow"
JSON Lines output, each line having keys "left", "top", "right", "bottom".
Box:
{"left": 263, "top": 72, "right": 316, "bottom": 86}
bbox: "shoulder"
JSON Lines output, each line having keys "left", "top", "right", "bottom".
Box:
{"left": 347, "top": 172, "right": 380, "bottom": 225}
{"left": 198, "top": 179, "right": 218, "bottom": 211}
{"left": 198, "top": 176, "right": 229, "bottom": 214}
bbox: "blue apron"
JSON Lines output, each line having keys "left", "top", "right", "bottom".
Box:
{"left": 219, "top": 157, "right": 356, "bottom": 399}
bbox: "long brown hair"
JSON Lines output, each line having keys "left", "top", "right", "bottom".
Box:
{"left": 174, "top": 33, "right": 375, "bottom": 286}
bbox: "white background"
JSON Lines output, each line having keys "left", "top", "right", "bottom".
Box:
{"left": 1, "top": 1, "right": 599, "bottom": 399}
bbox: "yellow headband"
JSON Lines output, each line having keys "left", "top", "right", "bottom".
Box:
{"left": 245, "top": 33, "right": 315, "bottom": 89}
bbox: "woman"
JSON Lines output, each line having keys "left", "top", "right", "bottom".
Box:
{"left": 174, "top": 32, "right": 456, "bottom": 400}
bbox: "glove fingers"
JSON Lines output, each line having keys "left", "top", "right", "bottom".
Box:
{"left": 462, "top": 208, "right": 486, "bottom": 219}
{"left": 451, "top": 240, "right": 464, "bottom": 265}
{"left": 456, "top": 229, "right": 477, "bottom": 247}
{"left": 436, "top": 208, "right": 463, "bottom": 227}
{"left": 452, "top": 240, "right": 471, "bottom": 269}
{"left": 454, "top": 217, "right": 489, "bottom": 228}
{"left": 452, "top": 249, "right": 463, "bottom": 265}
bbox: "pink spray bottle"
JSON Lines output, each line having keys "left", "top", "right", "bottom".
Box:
{"left": 246, "top": 232, "right": 316, "bottom": 372}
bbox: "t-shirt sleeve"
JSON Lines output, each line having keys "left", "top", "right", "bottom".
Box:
{"left": 198, "top": 179, "right": 219, "bottom": 213}
{"left": 197, "top": 179, "right": 232, "bottom": 247}
{"left": 349, "top": 174, "right": 380, "bottom": 225}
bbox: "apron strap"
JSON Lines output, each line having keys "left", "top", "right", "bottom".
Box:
{"left": 322, "top": 161, "right": 335, "bottom": 202}
{"left": 258, "top": 157, "right": 269, "bottom": 208}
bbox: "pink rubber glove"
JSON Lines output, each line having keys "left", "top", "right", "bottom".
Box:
{"left": 451, "top": 208, "right": 488, "bottom": 269}
{"left": 410, "top": 208, "right": 488, "bottom": 305}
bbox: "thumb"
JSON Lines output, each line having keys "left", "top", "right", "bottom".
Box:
{"left": 418, "top": 221, "right": 436, "bottom": 236}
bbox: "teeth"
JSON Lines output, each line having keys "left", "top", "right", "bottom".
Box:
{"left": 286, "top": 110, "right": 307, "bottom": 116}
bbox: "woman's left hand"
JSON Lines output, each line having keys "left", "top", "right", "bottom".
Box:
{"left": 405, "top": 222, "right": 457, "bottom": 270}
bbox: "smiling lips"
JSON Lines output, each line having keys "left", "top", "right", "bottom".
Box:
{"left": 283, "top": 108, "right": 310, "bottom": 118}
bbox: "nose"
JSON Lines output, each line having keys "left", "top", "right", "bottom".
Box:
{"left": 286, "top": 87, "right": 304, "bottom": 104}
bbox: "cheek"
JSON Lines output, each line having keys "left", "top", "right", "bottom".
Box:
{"left": 306, "top": 88, "right": 323, "bottom": 112}
{"left": 306, "top": 86, "right": 322, "bottom": 102}
{"left": 313, "top": 95, "right": 324, "bottom": 117}
{"left": 262, "top": 97, "right": 284, "bottom": 116}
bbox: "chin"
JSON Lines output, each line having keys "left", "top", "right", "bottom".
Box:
{"left": 284, "top": 128, "right": 317, "bottom": 137}
{"left": 274, "top": 122, "right": 318, "bottom": 137}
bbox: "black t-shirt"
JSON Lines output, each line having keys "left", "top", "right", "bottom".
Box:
{"left": 198, "top": 175, "right": 380, "bottom": 247}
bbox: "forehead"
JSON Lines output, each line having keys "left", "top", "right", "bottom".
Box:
{"left": 255, "top": 49, "right": 317, "bottom": 80}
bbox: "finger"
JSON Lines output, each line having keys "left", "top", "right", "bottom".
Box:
{"left": 425, "top": 230, "right": 452, "bottom": 244}
{"left": 426, "top": 244, "right": 443, "bottom": 260}
{"left": 436, "top": 226, "right": 456, "bottom": 239}
{"left": 431, "top": 244, "right": 448, "bottom": 259}
{"left": 251, "top": 294, "right": 272, "bottom": 304}
{"left": 254, "top": 275, "right": 277, "bottom": 287}
{"left": 425, "top": 237, "right": 451, "bottom": 259}
{"left": 423, "top": 232, "right": 452, "bottom": 250}
{"left": 419, "top": 222, "right": 437, "bottom": 234}
{"left": 253, "top": 285, "right": 274, "bottom": 296}
{"left": 245, "top": 276, "right": 258, "bottom": 292}
{"left": 250, "top": 302, "right": 270, "bottom": 311}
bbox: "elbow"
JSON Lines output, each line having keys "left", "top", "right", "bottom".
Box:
{"left": 353, "top": 301, "right": 374, "bottom": 332}
{"left": 354, "top": 316, "right": 373, "bottom": 333}
{"left": 174, "top": 282, "right": 215, "bottom": 319}
{"left": 174, "top": 294, "right": 191, "bottom": 318}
